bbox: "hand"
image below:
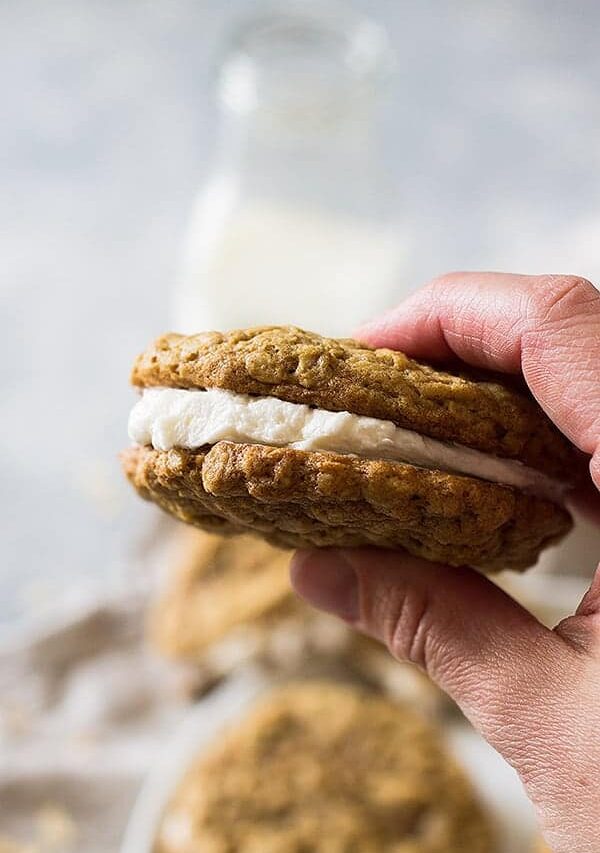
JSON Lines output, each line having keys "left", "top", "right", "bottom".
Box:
{"left": 290, "top": 272, "right": 600, "bottom": 853}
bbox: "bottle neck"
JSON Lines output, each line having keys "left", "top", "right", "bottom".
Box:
{"left": 215, "top": 101, "right": 383, "bottom": 217}
{"left": 211, "top": 5, "right": 391, "bottom": 217}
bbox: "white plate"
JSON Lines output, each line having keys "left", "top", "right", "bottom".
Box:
{"left": 120, "top": 667, "right": 269, "bottom": 853}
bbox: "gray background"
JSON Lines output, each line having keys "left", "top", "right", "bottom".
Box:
{"left": 2, "top": 0, "right": 600, "bottom": 631}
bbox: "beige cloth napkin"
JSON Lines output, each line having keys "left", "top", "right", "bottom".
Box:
{"left": 0, "top": 589, "right": 189, "bottom": 853}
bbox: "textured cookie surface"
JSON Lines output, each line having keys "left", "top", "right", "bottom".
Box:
{"left": 150, "top": 528, "right": 295, "bottom": 659}
{"left": 154, "top": 682, "right": 494, "bottom": 853}
{"left": 131, "top": 325, "right": 577, "bottom": 478}
{"left": 123, "top": 442, "right": 572, "bottom": 572}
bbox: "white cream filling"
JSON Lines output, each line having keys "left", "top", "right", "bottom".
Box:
{"left": 128, "top": 387, "right": 566, "bottom": 503}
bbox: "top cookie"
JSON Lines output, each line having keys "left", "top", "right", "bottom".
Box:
{"left": 131, "top": 325, "right": 576, "bottom": 478}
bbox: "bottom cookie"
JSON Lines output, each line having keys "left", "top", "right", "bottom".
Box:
{"left": 123, "top": 441, "right": 571, "bottom": 572}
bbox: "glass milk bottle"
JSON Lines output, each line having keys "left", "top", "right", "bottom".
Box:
{"left": 173, "top": 3, "right": 405, "bottom": 337}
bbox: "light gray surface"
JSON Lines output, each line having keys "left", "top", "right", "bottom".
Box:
{"left": 2, "top": 0, "right": 600, "bottom": 631}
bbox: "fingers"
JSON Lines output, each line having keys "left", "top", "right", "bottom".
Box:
{"left": 359, "top": 272, "right": 531, "bottom": 369}
{"left": 290, "top": 547, "right": 577, "bottom": 768}
{"left": 358, "top": 272, "right": 600, "bottom": 460}
{"left": 291, "top": 549, "right": 600, "bottom": 851}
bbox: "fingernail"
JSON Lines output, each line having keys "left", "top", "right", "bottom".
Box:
{"left": 290, "top": 549, "right": 359, "bottom": 622}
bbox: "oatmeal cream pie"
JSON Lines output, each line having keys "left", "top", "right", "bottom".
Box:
{"left": 154, "top": 681, "right": 494, "bottom": 853}
{"left": 122, "top": 326, "right": 575, "bottom": 572}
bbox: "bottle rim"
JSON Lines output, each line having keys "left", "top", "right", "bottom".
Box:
{"left": 217, "top": 1, "right": 392, "bottom": 116}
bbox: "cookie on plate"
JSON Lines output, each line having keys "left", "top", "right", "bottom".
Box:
{"left": 154, "top": 681, "right": 494, "bottom": 853}
{"left": 123, "top": 326, "right": 575, "bottom": 572}
{"left": 150, "top": 526, "right": 447, "bottom": 715}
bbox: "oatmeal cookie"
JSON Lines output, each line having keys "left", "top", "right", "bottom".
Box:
{"left": 154, "top": 681, "right": 495, "bottom": 853}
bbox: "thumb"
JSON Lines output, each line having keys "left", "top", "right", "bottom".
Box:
{"left": 290, "top": 548, "right": 579, "bottom": 770}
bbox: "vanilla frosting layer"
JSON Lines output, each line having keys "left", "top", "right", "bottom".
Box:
{"left": 128, "top": 387, "right": 565, "bottom": 503}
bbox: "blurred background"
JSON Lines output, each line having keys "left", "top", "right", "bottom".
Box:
{"left": 2, "top": 1, "right": 600, "bottom": 851}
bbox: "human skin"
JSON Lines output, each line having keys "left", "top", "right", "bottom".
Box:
{"left": 290, "top": 273, "right": 600, "bottom": 853}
